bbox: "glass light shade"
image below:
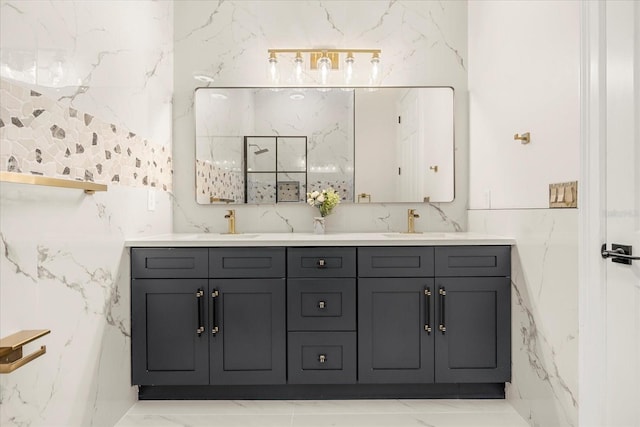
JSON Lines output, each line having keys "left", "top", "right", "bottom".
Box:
{"left": 369, "top": 54, "right": 382, "bottom": 85}
{"left": 317, "top": 55, "right": 331, "bottom": 85}
{"left": 267, "top": 54, "right": 279, "bottom": 84}
{"left": 344, "top": 54, "right": 354, "bottom": 86}
{"left": 293, "top": 54, "right": 304, "bottom": 84}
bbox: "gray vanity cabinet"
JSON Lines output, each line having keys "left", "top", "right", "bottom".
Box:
{"left": 131, "top": 248, "right": 210, "bottom": 385}
{"left": 434, "top": 246, "right": 511, "bottom": 383}
{"left": 209, "top": 278, "right": 286, "bottom": 385}
{"left": 132, "top": 244, "right": 511, "bottom": 398}
{"left": 209, "top": 247, "right": 286, "bottom": 385}
{"left": 358, "top": 278, "right": 436, "bottom": 383}
{"left": 357, "top": 246, "right": 511, "bottom": 385}
{"left": 131, "top": 247, "right": 286, "bottom": 387}
{"left": 357, "top": 247, "right": 436, "bottom": 383}
{"left": 287, "top": 248, "right": 357, "bottom": 384}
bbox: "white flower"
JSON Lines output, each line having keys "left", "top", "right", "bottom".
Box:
{"left": 310, "top": 191, "right": 320, "bottom": 198}
{"left": 317, "top": 195, "right": 325, "bottom": 203}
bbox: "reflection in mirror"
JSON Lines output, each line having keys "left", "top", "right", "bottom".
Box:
{"left": 195, "top": 87, "right": 454, "bottom": 205}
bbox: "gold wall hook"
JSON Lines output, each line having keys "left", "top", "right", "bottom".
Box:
{"left": 514, "top": 132, "right": 531, "bottom": 144}
{"left": 429, "top": 165, "right": 439, "bottom": 173}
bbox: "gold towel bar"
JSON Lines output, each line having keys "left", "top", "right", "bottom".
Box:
{"left": 0, "top": 329, "right": 51, "bottom": 374}
{"left": 0, "top": 171, "right": 107, "bottom": 194}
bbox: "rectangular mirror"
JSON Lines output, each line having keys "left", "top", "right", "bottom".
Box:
{"left": 195, "top": 87, "right": 454, "bottom": 204}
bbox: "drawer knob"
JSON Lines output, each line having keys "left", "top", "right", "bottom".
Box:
{"left": 317, "top": 259, "right": 326, "bottom": 268}
{"left": 319, "top": 354, "right": 327, "bottom": 364}
{"left": 318, "top": 301, "right": 326, "bottom": 309}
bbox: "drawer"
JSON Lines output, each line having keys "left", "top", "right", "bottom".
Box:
{"left": 131, "top": 248, "right": 208, "bottom": 279}
{"left": 209, "top": 247, "right": 285, "bottom": 278}
{"left": 287, "top": 332, "right": 356, "bottom": 384}
{"left": 435, "top": 246, "right": 511, "bottom": 277}
{"left": 288, "top": 248, "right": 356, "bottom": 278}
{"left": 358, "top": 247, "right": 434, "bottom": 277}
{"left": 288, "top": 279, "right": 356, "bottom": 331}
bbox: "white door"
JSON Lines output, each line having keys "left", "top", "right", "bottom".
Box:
{"left": 581, "top": 2, "right": 640, "bottom": 426}
{"left": 601, "top": 1, "right": 640, "bottom": 425}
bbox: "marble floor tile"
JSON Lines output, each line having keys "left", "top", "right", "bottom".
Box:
{"left": 115, "top": 400, "right": 529, "bottom": 427}
{"left": 126, "top": 400, "right": 298, "bottom": 415}
{"left": 116, "top": 414, "right": 294, "bottom": 427}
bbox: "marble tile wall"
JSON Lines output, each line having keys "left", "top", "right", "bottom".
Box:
{"left": 468, "top": 209, "right": 579, "bottom": 427}
{"left": 0, "top": 1, "right": 174, "bottom": 426}
{"left": 0, "top": 79, "right": 172, "bottom": 191}
{"left": 173, "top": 0, "right": 469, "bottom": 233}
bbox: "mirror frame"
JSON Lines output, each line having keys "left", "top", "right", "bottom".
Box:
{"left": 194, "top": 86, "right": 455, "bottom": 205}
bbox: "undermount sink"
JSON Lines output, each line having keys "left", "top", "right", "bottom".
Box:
{"left": 208, "top": 233, "right": 259, "bottom": 238}
{"left": 175, "top": 233, "right": 260, "bottom": 239}
{"left": 382, "top": 232, "right": 447, "bottom": 238}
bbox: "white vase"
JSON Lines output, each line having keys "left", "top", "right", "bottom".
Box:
{"left": 313, "top": 216, "right": 326, "bottom": 234}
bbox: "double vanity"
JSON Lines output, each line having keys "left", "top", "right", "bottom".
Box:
{"left": 126, "top": 232, "right": 514, "bottom": 400}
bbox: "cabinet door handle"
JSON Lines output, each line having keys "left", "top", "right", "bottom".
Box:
{"left": 438, "top": 287, "right": 446, "bottom": 333}
{"left": 424, "top": 287, "right": 432, "bottom": 334}
{"left": 316, "top": 258, "right": 327, "bottom": 268}
{"left": 196, "top": 289, "right": 204, "bottom": 335}
{"left": 319, "top": 354, "right": 327, "bottom": 364}
{"left": 318, "top": 301, "right": 326, "bottom": 309}
{"left": 211, "top": 289, "right": 219, "bottom": 335}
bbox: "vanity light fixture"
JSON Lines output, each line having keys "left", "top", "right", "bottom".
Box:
{"left": 344, "top": 52, "right": 355, "bottom": 85}
{"left": 267, "top": 51, "right": 279, "bottom": 84}
{"left": 293, "top": 51, "right": 304, "bottom": 84}
{"left": 267, "top": 49, "right": 382, "bottom": 86}
{"left": 317, "top": 52, "right": 332, "bottom": 85}
{"left": 369, "top": 52, "right": 382, "bottom": 85}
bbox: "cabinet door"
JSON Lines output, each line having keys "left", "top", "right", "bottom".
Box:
{"left": 131, "top": 279, "right": 209, "bottom": 385}
{"left": 434, "top": 277, "right": 511, "bottom": 383}
{"left": 358, "top": 278, "right": 435, "bottom": 383}
{"left": 209, "top": 279, "right": 286, "bottom": 385}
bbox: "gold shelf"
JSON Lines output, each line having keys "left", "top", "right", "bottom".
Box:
{"left": 0, "top": 171, "right": 107, "bottom": 194}
{"left": 210, "top": 196, "right": 235, "bottom": 203}
{"left": 0, "top": 329, "right": 51, "bottom": 374}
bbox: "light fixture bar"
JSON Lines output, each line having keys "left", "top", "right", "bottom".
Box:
{"left": 268, "top": 48, "right": 381, "bottom": 55}
{"left": 267, "top": 48, "right": 382, "bottom": 84}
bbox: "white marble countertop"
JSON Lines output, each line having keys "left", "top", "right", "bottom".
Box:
{"left": 125, "top": 232, "right": 515, "bottom": 247}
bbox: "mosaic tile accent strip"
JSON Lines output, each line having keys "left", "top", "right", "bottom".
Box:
{"left": 0, "top": 79, "right": 172, "bottom": 191}
{"left": 307, "top": 180, "right": 354, "bottom": 202}
{"left": 196, "top": 158, "right": 243, "bottom": 203}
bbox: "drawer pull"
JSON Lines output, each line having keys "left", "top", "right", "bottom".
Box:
{"left": 319, "top": 354, "right": 327, "bottom": 364}
{"left": 438, "top": 287, "right": 447, "bottom": 333}
{"left": 318, "top": 301, "right": 326, "bottom": 309}
{"left": 317, "top": 259, "right": 327, "bottom": 268}
{"left": 424, "top": 287, "right": 432, "bottom": 334}
{"left": 212, "top": 290, "right": 220, "bottom": 335}
{"left": 196, "top": 289, "right": 205, "bottom": 335}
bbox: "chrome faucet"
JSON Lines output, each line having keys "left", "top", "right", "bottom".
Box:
{"left": 407, "top": 209, "right": 420, "bottom": 233}
{"left": 224, "top": 209, "right": 236, "bottom": 234}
